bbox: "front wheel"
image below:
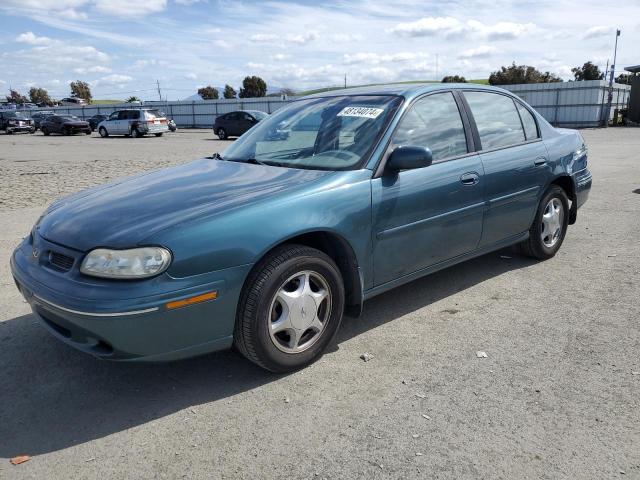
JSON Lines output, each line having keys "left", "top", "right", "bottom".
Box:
{"left": 42, "top": 128, "right": 50, "bottom": 136}
{"left": 98, "top": 127, "right": 108, "bottom": 138}
{"left": 154, "top": 133, "right": 163, "bottom": 137}
{"left": 520, "top": 185, "right": 569, "bottom": 259}
{"left": 234, "top": 244, "right": 345, "bottom": 372}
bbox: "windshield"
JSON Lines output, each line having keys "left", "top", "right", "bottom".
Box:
{"left": 249, "top": 110, "right": 268, "bottom": 120}
{"left": 60, "top": 116, "right": 80, "bottom": 121}
{"left": 221, "top": 95, "right": 402, "bottom": 170}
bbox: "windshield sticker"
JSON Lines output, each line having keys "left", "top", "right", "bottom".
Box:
{"left": 337, "top": 106, "right": 384, "bottom": 119}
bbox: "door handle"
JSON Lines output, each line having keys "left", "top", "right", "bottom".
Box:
{"left": 460, "top": 172, "right": 480, "bottom": 185}
{"left": 534, "top": 157, "right": 547, "bottom": 167}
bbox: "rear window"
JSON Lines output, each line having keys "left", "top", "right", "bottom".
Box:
{"left": 464, "top": 91, "right": 525, "bottom": 150}
{"left": 144, "top": 110, "right": 165, "bottom": 119}
{"left": 516, "top": 102, "right": 539, "bottom": 140}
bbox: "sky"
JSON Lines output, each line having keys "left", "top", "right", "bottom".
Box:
{"left": 0, "top": 0, "right": 639, "bottom": 100}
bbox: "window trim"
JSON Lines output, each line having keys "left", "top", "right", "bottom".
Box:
{"left": 460, "top": 89, "right": 543, "bottom": 154}
{"left": 373, "top": 90, "right": 475, "bottom": 178}
{"left": 513, "top": 98, "right": 540, "bottom": 141}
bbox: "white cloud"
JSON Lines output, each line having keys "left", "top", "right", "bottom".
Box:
{"left": 272, "top": 53, "right": 291, "bottom": 61}
{"left": 184, "top": 72, "right": 197, "bottom": 80}
{"left": 468, "top": 20, "right": 535, "bottom": 40}
{"left": 96, "top": 74, "right": 133, "bottom": 84}
{"left": 175, "top": 0, "right": 203, "bottom": 4}
{"left": 343, "top": 52, "right": 422, "bottom": 65}
{"left": 458, "top": 45, "right": 497, "bottom": 59}
{"left": 213, "top": 39, "right": 231, "bottom": 49}
{"left": 249, "top": 31, "right": 318, "bottom": 45}
{"left": 94, "top": 0, "right": 167, "bottom": 17}
{"left": 388, "top": 17, "right": 464, "bottom": 37}
{"left": 583, "top": 26, "right": 613, "bottom": 39}
{"left": 74, "top": 65, "right": 112, "bottom": 74}
{"left": 17, "top": 32, "right": 53, "bottom": 46}
{"left": 389, "top": 17, "right": 535, "bottom": 40}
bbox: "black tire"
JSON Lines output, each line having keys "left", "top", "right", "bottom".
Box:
{"left": 520, "top": 185, "right": 569, "bottom": 260}
{"left": 42, "top": 128, "right": 50, "bottom": 136}
{"left": 63, "top": 127, "right": 70, "bottom": 136}
{"left": 131, "top": 127, "right": 141, "bottom": 138}
{"left": 234, "top": 244, "right": 345, "bottom": 373}
{"left": 98, "top": 127, "right": 108, "bottom": 138}
{"left": 85, "top": 130, "right": 91, "bottom": 135}
{"left": 217, "top": 128, "right": 227, "bottom": 140}
{"left": 154, "top": 133, "right": 163, "bottom": 137}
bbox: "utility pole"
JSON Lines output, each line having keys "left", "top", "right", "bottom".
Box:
{"left": 344, "top": 74, "right": 347, "bottom": 89}
{"left": 156, "top": 80, "right": 162, "bottom": 101}
{"left": 605, "top": 29, "right": 621, "bottom": 127}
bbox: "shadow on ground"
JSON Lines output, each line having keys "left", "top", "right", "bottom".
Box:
{"left": 0, "top": 247, "right": 534, "bottom": 457}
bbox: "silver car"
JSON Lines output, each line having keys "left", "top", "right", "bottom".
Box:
{"left": 97, "top": 109, "right": 169, "bottom": 138}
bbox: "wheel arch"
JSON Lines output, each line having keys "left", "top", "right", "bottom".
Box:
{"left": 549, "top": 174, "right": 577, "bottom": 224}
{"left": 248, "top": 230, "right": 364, "bottom": 317}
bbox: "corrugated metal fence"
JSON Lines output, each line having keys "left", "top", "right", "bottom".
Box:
{"left": 23, "top": 80, "right": 632, "bottom": 129}
{"left": 502, "top": 80, "right": 630, "bottom": 127}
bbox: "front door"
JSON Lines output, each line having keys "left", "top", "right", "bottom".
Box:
{"left": 372, "top": 91, "right": 485, "bottom": 286}
{"left": 462, "top": 91, "right": 549, "bottom": 246}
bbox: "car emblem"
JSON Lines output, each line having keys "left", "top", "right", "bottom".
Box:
{"left": 32, "top": 248, "right": 40, "bottom": 258}
{"left": 301, "top": 306, "right": 307, "bottom": 319}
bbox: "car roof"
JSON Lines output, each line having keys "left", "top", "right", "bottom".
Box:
{"left": 301, "top": 82, "right": 510, "bottom": 101}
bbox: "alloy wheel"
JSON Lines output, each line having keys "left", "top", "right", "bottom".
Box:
{"left": 541, "top": 198, "right": 563, "bottom": 248}
{"left": 268, "top": 270, "right": 332, "bottom": 354}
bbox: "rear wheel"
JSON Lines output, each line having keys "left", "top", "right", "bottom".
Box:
{"left": 42, "top": 127, "right": 50, "bottom": 136}
{"left": 520, "top": 185, "right": 569, "bottom": 259}
{"left": 131, "top": 127, "right": 142, "bottom": 138}
{"left": 154, "top": 133, "right": 163, "bottom": 137}
{"left": 234, "top": 244, "right": 345, "bottom": 372}
{"left": 98, "top": 127, "right": 108, "bottom": 137}
{"left": 217, "top": 128, "right": 227, "bottom": 140}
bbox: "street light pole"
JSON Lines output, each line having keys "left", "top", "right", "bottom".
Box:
{"left": 605, "top": 29, "right": 621, "bottom": 127}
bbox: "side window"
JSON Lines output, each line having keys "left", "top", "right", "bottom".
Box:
{"left": 117, "top": 111, "right": 128, "bottom": 120}
{"left": 242, "top": 113, "right": 253, "bottom": 121}
{"left": 225, "top": 113, "right": 237, "bottom": 121}
{"left": 109, "top": 112, "right": 119, "bottom": 120}
{"left": 516, "top": 102, "right": 539, "bottom": 140}
{"left": 391, "top": 92, "right": 468, "bottom": 162}
{"left": 464, "top": 91, "right": 525, "bottom": 149}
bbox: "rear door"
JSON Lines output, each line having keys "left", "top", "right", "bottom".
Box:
{"left": 237, "top": 112, "right": 255, "bottom": 135}
{"left": 462, "top": 91, "right": 549, "bottom": 246}
{"left": 372, "top": 91, "right": 485, "bottom": 286}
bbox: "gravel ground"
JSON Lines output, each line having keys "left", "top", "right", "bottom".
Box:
{"left": 0, "top": 128, "right": 639, "bottom": 479}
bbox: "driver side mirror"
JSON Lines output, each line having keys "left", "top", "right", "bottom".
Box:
{"left": 386, "top": 145, "right": 433, "bottom": 171}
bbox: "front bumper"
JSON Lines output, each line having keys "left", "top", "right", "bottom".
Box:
{"left": 7, "top": 125, "right": 33, "bottom": 133}
{"left": 11, "top": 235, "right": 252, "bottom": 362}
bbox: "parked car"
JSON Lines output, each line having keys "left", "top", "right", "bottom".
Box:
{"left": 30, "top": 111, "right": 55, "bottom": 130}
{"left": 40, "top": 115, "right": 91, "bottom": 135}
{"left": 88, "top": 114, "right": 108, "bottom": 131}
{"left": 11, "top": 84, "right": 592, "bottom": 372}
{"left": 59, "top": 97, "right": 87, "bottom": 106}
{"left": 97, "top": 109, "right": 169, "bottom": 138}
{"left": 213, "top": 110, "right": 268, "bottom": 139}
{"left": 0, "top": 111, "right": 35, "bottom": 134}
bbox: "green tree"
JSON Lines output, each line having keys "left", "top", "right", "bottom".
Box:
{"left": 489, "top": 63, "right": 562, "bottom": 85}
{"left": 6, "top": 89, "right": 28, "bottom": 104}
{"left": 223, "top": 84, "right": 237, "bottom": 99}
{"left": 70, "top": 80, "right": 92, "bottom": 103}
{"left": 197, "top": 85, "right": 219, "bottom": 100}
{"left": 441, "top": 75, "right": 467, "bottom": 83}
{"left": 29, "top": 87, "right": 54, "bottom": 106}
{"left": 571, "top": 61, "right": 604, "bottom": 81}
{"left": 239, "top": 76, "right": 267, "bottom": 98}
{"left": 615, "top": 73, "right": 633, "bottom": 85}
{"left": 125, "top": 96, "right": 141, "bottom": 103}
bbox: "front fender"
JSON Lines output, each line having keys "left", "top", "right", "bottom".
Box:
{"left": 146, "top": 169, "right": 374, "bottom": 287}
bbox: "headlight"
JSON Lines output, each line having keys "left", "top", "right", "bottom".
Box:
{"left": 80, "top": 247, "right": 172, "bottom": 279}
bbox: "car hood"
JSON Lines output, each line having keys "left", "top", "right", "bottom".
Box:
{"left": 62, "top": 121, "right": 89, "bottom": 126}
{"left": 37, "top": 158, "right": 331, "bottom": 251}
